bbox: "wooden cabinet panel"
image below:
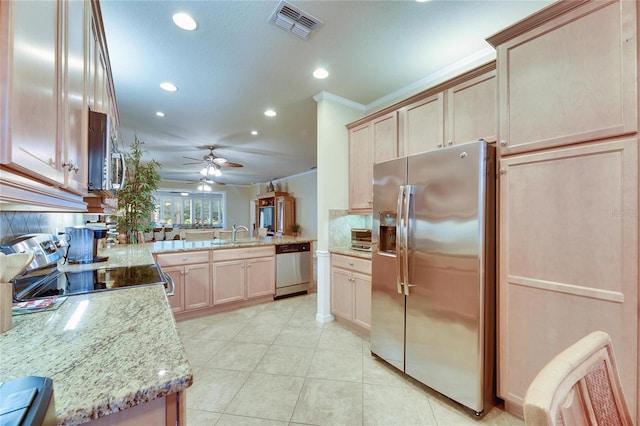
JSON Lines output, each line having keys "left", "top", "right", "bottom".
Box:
{"left": 353, "top": 273, "right": 371, "bottom": 330}
{"left": 1, "top": 0, "right": 63, "bottom": 184}
{"left": 156, "top": 251, "right": 210, "bottom": 265}
{"left": 212, "top": 259, "right": 245, "bottom": 305}
{"left": 348, "top": 122, "right": 373, "bottom": 213}
{"left": 330, "top": 267, "right": 353, "bottom": 320}
{"left": 373, "top": 112, "right": 398, "bottom": 163}
{"left": 276, "top": 196, "right": 295, "bottom": 235}
{"left": 162, "top": 266, "right": 184, "bottom": 313}
{"left": 492, "top": 0, "right": 637, "bottom": 155}
{"left": 498, "top": 138, "right": 637, "bottom": 413}
{"left": 246, "top": 256, "right": 275, "bottom": 299}
{"left": 331, "top": 254, "right": 372, "bottom": 331}
{"left": 401, "top": 93, "right": 444, "bottom": 156}
{"left": 446, "top": 70, "right": 496, "bottom": 145}
{"left": 184, "top": 263, "right": 210, "bottom": 310}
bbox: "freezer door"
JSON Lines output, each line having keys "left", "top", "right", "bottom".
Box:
{"left": 371, "top": 157, "right": 406, "bottom": 371}
{"left": 404, "top": 141, "right": 494, "bottom": 413}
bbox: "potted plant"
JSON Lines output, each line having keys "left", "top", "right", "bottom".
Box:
{"left": 117, "top": 136, "right": 161, "bottom": 243}
{"left": 289, "top": 223, "right": 301, "bottom": 237}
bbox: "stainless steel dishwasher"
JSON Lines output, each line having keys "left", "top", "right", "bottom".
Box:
{"left": 275, "top": 242, "right": 311, "bottom": 299}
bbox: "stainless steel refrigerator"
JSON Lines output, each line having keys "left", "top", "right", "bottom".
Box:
{"left": 370, "top": 140, "right": 496, "bottom": 415}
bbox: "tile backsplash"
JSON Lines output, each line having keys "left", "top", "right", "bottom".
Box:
{"left": 0, "top": 212, "right": 89, "bottom": 243}
{"left": 328, "top": 209, "right": 372, "bottom": 249}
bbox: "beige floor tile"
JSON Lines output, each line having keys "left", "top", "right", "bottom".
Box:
{"left": 206, "top": 341, "right": 269, "bottom": 371}
{"left": 255, "top": 345, "right": 315, "bottom": 377}
{"left": 186, "top": 367, "right": 249, "bottom": 412}
{"left": 273, "top": 324, "right": 322, "bottom": 348}
{"left": 181, "top": 338, "right": 228, "bottom": 367}
{"left": 291, "top": 378, "right": 363, "bottom": 425}
{"left": 216, "top": 414, "right": 288, "bottom": 425}
{"left": 362, "top": 351, "right": 411, "bottom": 388}
{"left": 250, "top": 309, "right": 294, "bottom": 326}
{"left": 317, "top": 322, "right": 364, "bottom": 353}
{"left": 233, "top": 322, "right": 285, "bottom": 345}
{"left": 186, "top": 408, "right": 222, "bottom": 425}
{"left": 208, "top": 304, "right": 267, "bottom": 323}
{"left": 363, "top": 383, "right": 437, "bottom": 425}
{"left": 306, "top": 348, "right": 363, "bottom": 382}
{"left": 225, "top": 373, "right": 305, "bottom": 421}
{"left": 176, "top": 318, "right": 210, "bottom": 338}
{"left": 287, "top": 309, "right": 325, "bottom": 329}
{"left": 191, "top": 321, "right": 247, "bottom": 341}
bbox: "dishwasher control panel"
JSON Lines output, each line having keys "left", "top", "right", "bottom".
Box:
{"left": 276, "top": 242, "right": 310, "bottom": 254}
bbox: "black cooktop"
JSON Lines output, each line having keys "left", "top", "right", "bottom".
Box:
{"left": 12, "top": 264, "right": 167, "bottom": 302}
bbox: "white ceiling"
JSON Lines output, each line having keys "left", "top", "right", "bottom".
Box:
{"left": 100, "top": 0, "right": 553, "bottom": 189}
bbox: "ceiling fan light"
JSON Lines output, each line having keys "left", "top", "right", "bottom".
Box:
{"left": 172, "top": 13, "right": 197, "bottom": 31}
{"left": 213, "top": 157, "right": 227, "bottom": 165}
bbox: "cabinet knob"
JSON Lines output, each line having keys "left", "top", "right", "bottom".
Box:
{"left": 447, "top": 140, "right": 453, "bottom": 146}
{"left": 182, "top": 256, "right": 187, "bottom": 261}
{"left": 499, "top": 139, "right": 507, "bottom": 147}
{"left": 499, "top": 167, "right": 507, "bottom": 175}
{"left": 61, "top": 161, "right": 79, "bottom": 174}
{"left": 437, "top": 143, "right": 443, "bottom": 148}
{"left": 185, "top": 268, "right": 189, "bottom": 274}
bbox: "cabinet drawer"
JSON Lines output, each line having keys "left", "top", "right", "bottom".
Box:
{"left": 155, "top": 250, "right": 210, "bottom": 266}
{"left": 211, "top": 246, "right": 275, "bottom": 262}
{"left": 331, "top": 254, "right": 371, "bottom": 275}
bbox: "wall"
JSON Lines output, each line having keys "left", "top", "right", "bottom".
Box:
{"left": 275, "top": 170, "right": 317, "bottom": 239}
{"left": 0, "top": 211, "right": 99, "bottom": 243}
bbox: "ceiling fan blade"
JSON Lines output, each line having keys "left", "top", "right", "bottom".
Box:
{"left": 182, "top": 156, "right": 204, "bottom": 162}
{"left": 182, "top": 161, "right": 204, "bottom": 165}
{"left": 220, "top": 162, "right": 243, "bottom": 168}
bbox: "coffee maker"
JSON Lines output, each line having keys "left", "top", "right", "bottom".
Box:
{"left": 65, "top": 226, "right": 109, "bottom": 264}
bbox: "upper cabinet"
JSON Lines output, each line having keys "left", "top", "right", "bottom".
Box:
{"left": 400, "top": 93, "right": 444, "bottom": 156}
{"left": 0, "top": 0, "right": 119, "bottom": 211}
{"left": 347, "top": 122, "right": 373, "bottom": 214}
{"left": 372, "top": 111, "right": 399, "bottom": 164}
{"left": 487, "top": 0, "right": 637, "bottom": 156}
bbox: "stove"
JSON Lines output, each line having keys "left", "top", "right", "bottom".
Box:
{"left": 12, "top": 264, "right": 173, "bottom": 302}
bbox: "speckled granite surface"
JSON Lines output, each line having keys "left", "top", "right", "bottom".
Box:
{"left": 0, "top": 286, "right": 193, "bottom": 425}
{"left": 329, "top": 247, "right": 373, "bottom": 259}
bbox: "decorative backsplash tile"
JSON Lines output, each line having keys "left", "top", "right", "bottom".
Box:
{"left": 328, "top": 209, "right": 372, "bottom": 249}
{"left": 0, "top": 212, "right": 86, "bottom": 244}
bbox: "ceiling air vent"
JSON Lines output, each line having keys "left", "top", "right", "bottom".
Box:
{"left": 269, "top": 1, "right": 323, "bottom": 40}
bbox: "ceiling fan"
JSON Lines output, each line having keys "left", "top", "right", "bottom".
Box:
{"left": 182, "top": 146, "right": 244, "bottom": 169}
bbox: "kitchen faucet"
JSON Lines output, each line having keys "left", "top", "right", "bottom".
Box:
{"left": 231, "top": 224, "right": 249, "bottom": 242}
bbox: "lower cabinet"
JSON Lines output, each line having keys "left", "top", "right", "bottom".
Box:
{"left": 212, "top": 246, "right": 275, "bottom": 305}
{"left": 155, "top": 251, "right": 211, "bottom": 314}
{"left": 330, "top": 253, "right": 372, "bottom": 331}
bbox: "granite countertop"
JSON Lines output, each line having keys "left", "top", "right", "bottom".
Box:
{"left": 0, "top": 285, "right": 193, "bottom": 425}
{"left": 329, "top": 247, "right": 373, "bottom": 260}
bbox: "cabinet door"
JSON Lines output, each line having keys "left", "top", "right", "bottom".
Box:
{"left": 330, "top": 267, "right": 354, "bottom": 321}
{"left": 373, "top": 112, "right": 398, "bottom": 163}
{"left": 246, "top": 256, "right": 275, "bottom": 299}
{"left": 62, "top": 0, "right": 88, "bottom": 193}
{"left": 401, "top": 93, "right": 444, "bottom": 156}
{"left": 212, "top": 260, "right": 245, "bottom": 305}
{"left": 184, "top": 263, "right": 211, "bottom": 310}
{"left": 1, "top": 0, "right": 63, "bottom": 184}
{"left": 276, "top": 196, "right": 295, "bottom": 235}
{"left": 445, "top": 70, "right": 496, "bottom": 146}
{"left": 162, "top": 266, "right": 185, "bottom": 313}
{"left": 495, "top": 0, "right": 637, "bottom": 155}
{"left": 348, "top": 122, "right": 373, "bottom": 213}
{"left": 498, "top": 138, "right": 637, "bottom": 412}
{"left": 352, "top": 272, "right": 371, "bottom": 330}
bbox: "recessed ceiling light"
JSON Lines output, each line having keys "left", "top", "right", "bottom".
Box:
{"left": 156, "top": 111, "right": 165, "bottom": 117}
{"left": 313, "top": 68, "right": 329, "bottom": 79}
{"left": 160, "top": 82, "right": 178, "bottom": 92}
{"left": 180, "top": 192, "right": 189, "bottom": 196}
{"left": 416, "top": 0, "right": 430, "bottom": 2}
{"left": 172, "top": 13, "right": 197, "bottom": 30}
{"left": 251, "top": 130, "right": 258, "bottom": 135}
{"left": 264, "top": 109, "right": 277, "bottom": 117}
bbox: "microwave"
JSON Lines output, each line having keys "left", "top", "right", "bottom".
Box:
{"left": 87, "top": 110, "right": 125, "bottom": 193}
{"left": 351, "top": 228, "right": 372, "bottom": 252}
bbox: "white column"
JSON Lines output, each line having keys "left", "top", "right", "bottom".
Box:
{"left": 315, "top": 250, "right": 334, "bottom": 323}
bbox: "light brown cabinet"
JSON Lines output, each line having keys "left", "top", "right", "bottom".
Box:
{"left": 400, "top": 93, "right": 444, "bottom": 156}
{"left": 212, "top": 247, "right": 275, "bottom": 305}
{"left": 490, "top": 0, "right": 639, "bottom": 420}
{"left": 488, "top": 0, "right": 637, "bottom": 156}
{"left": 276, "top": 195, "right": 296, "bottom": 235}
{"left": 372, "top": 111, "right": 399, "bottom": 164}
{"left": 347, "top": 122, "right": 374, "bottom": 214}
{"left": 155, "top": 251, "right": 211, "bottom": 314}
{"left": 330, "top": 254, "right": 371, "bottom": 332}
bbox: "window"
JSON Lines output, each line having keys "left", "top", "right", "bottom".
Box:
{"left": 154, "top": 191, "right": 225, "bottom": 227}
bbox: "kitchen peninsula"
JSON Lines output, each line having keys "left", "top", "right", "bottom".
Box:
{"left": 0, "top": 285, "right": 192, "bottom": 425}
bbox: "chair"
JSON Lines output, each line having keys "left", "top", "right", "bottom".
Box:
{"left": 523, "top": 331, "right": 633, "bottom": 426}
{"left": 184, "top": 229, "right": 215, "bottom": 241}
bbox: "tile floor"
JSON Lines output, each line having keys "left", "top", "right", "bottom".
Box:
{"left": 177, "top": 293, "right": 524, "bottom": 426}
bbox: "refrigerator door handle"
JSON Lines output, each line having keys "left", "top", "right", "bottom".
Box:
{"left": 396, "top": 185, "right": 405, "bottom": 294}
{"left": 402, "top": 185, "right": 413, "bottom": 295}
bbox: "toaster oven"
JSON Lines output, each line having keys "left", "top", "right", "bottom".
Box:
{"left": 351, "top": 228, "right": 372, "bottom": 252}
